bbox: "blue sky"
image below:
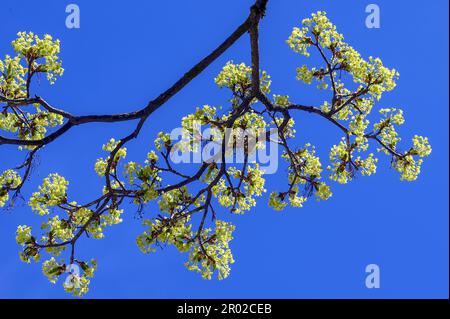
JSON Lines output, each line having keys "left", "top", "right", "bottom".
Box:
{"left": 0, "top": 0, "right": 448, "bottom": 298}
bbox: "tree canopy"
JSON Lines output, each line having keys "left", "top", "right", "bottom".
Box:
{"left": 0, "top": 1, "right": 431, "bottom": 296}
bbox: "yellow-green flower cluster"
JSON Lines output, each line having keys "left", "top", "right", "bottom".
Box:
{"left": 288, "top": 11, "right": 399, "bottom": 102}
{"left": 185, "top": 220, "right": 235, "bottom": 280}
{"left": 1, "top": 32, "right": 63, "bottom": 99}
{"left": 0, "top": 169, "right": 22, "bottom": 207}
{"left": 0, "top": 103, "right": 64, "bottom": 150}
{"left": 315, "top": 182, "right": 332, "bottom": 201}
{"left": 328, "top": 139, "right": 352, "bottom": 184}
{"left": 291, "top": 145, "right": 332, "bottom": 202}
{"left": 349, "top": 115, "right": 370, "bottom": 146}
{"left": 95, "top": 138, "right": 127, "bottom": 176}
{"left": 295, "top": 65, "right": 329, "bottom": 90}
{"left": 137, "top": 215, "right": 194, "bottom": 254}
{"left": 15, "top": 225, "right": 40, "bottom": 263}
{"left": 354, "top": 153, "right": 378, "bottom": 177}
{"left": 374, "top": 108, "right": 404, "bottom": 155}
{"left": 182, "top": 105, "right": 217, "bottom": 131}
{"left": 269, "top": 192, "right": 288, "bottom": 211}
{"left": 273, "top": 94, "right": 290, "bottom": 107}
{"left": 393, "top": 135, "right": 432, "bottom": 181}
{"left": 124, "top": 156, "right": 162, "bottom": 204}
{"left": 71, "top": 207, "right": 92, "bottom": 226}
{"left": 393, "top": 156, "right": 421, "bottom": 181}
{"left": 102, "top": 207, "right": 124, "bottom": 226}
{"left": 179, "top": 105, "right": 218, "bottom": 152}
{"left": 154, "top": 132, "right": 172, "bottom": 151}
{"left": 232, "top": 110, "right": 268, "bottom": 131}
{"left": 287, "top": 26, "right": 312, "bottom": 56}
{"left": 16, "top": 225, "right": 32, "bottom": 246}
{"left": 328, "top": 132, "right": 378, "bottom": 184}
{"left": 63, "top": 260, "right": 97, "bottom": 297}
{"left": 29, "top": 173, "right": 68, "bottom": 215}
{"left": 411, "top": 135, "right": 432, "bottom": 157}
{"left": 0, "top": 55, "right": 26, "bottom": 98}
{"left": 42, "top": 257, "right": 97, "bottom": 297}
{"left": 213, "top": 164, "right": 266, "bottom": 214}
{"left": 11, "top": 106, "right": 63, "bottom": 147}
{"left": 288, "top": 186, "right": 308, "bottom": 207}
{"left": 82, "top": 207, "right": 124, "bottom": 240}
{"left": 296, "top": 65, "right": 314, "bottom": 84}
{"left": 42, "top": 257, "right": 66, "bottom": 283}
{"left": 158, "top": 187, "right": 195, "bottom": 214}
{"left": 12, "top": 32, "right": 64, "bottom": 84}
{"left": 41, "top": 215, "right": 74, "bottom": 243}
{"left": 227, "top": 111, "right": 270, "bottom": 154}
{"left": 271, "top": 116, "right": 296, "bottom": 139}
{"left": 214, "top": 61, "right": 271, "bottom": 104}
{"left": 271, "top": 144, "right": 332, "bottom": 211}
{"left": 287, "top": 11, "right": 344, "bottom": 53}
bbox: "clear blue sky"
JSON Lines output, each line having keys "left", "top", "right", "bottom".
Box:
{"left": 0, "top": 0, "right": 448, "bottom": 298}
